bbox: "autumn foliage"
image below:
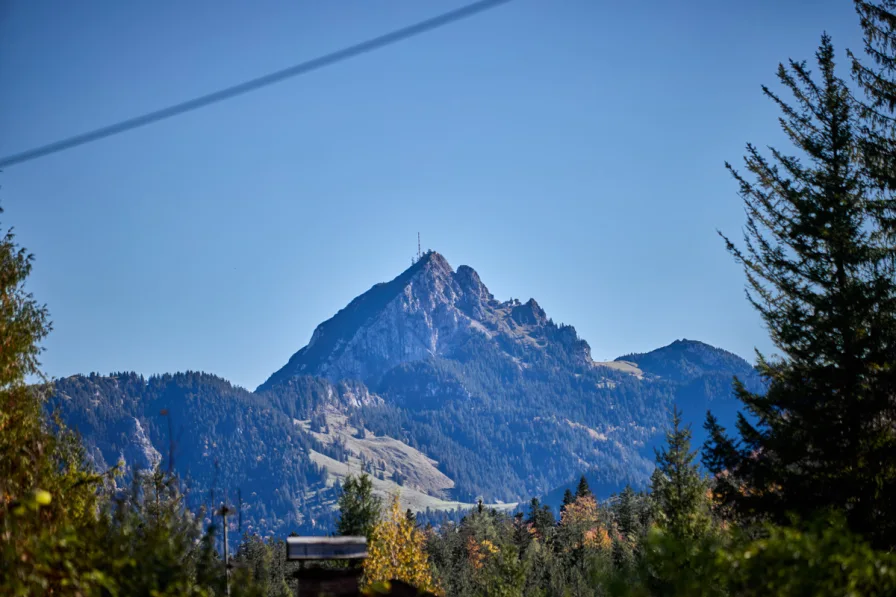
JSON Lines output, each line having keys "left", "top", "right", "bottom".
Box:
{"left": 363, "top": 495, "right": 440, "bottom": 595}
{"left": 559, "top": 495, "right": 612, "bottom": 552}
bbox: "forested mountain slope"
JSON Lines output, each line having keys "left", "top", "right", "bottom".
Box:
{"left": 52, "top": 252, "right": 762, "bottom": 533}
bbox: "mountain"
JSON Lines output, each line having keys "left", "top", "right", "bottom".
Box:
{"left": 50, "top": 372, "right": 334, "bottom": 535}
{"left": 51, "top": 251, "right": 762, "bottom": 535}
{"left": 615, "top": 339, "right": 765, "bottom": 450}
{"left": 616, "top": 339, "right": 758, "bottom": 384}
{"left": 259, "top": 251, "right": 591, "bottom": 391}
{"left": 541, "top": 340, "right": 765, "bottom": 511}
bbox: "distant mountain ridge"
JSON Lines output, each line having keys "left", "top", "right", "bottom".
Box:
{"left": 51, "top": 251, "right": 762, "bottom": 534}
{"left": 616, "top": 339, "right": 758, "bottom": 384}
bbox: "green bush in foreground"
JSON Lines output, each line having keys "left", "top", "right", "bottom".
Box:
{"left": 618, "top": 515, "right": 896, "bottom": 597}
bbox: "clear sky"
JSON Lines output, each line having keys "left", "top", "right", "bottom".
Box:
{"left": 0, "top": 0, "right": 865, "bottom": 390}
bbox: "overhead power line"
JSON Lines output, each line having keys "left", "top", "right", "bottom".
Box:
{"left": 0, "top": 0, "right": 514, "bottom": 169}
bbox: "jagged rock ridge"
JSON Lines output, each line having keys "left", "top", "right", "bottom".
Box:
{"left": 259, "top": 251, "right": 593, "bottom": 391}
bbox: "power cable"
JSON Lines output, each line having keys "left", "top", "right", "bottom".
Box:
{"left": 0, "top": 0, "right": 514, "bottom": 168}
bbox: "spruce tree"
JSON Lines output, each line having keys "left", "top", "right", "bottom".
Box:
{"left": 705, "top": 34, "right": 896, "bottom": 548}
{"left": 850, "top": 1, "right": 896, "bottom": 388}
{"left": 525, "top": 498, "right": 555, "bottom": 542}
{"left": 511, "top": 512, "right": 532, "bottom": 555}
{"left": 613, "top": 485, "right": 642, "bottom": 541}
{"left": 336, "top": 473, "right": 381, "bottom": 539}
{"left": 562, "top": 488, "right": 575, "bottom": 511}
{"left": 653, "top": 406, "right": 711, "bottom": 541}
{"left": 575, "top": 475, "right": 591, "bottom": 499}
{"left": 851, "top": 2, "right": 896, "bottom": 195}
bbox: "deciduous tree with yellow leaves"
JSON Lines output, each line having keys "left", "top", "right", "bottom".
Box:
{"left": 363, "top": 495, "right": 440, "bottom": 595}
{"left": 0, "top": 202, "right": 261, "bottom": 596}
{"left": 0, "top": 203, "right": 107, "bottom": 594}
{"left": 558, "top": 494, "right": 612, "bottom": 553}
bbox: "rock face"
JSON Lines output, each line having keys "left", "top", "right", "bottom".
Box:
{"left": 259, "top": 251, "right": 593, "bottom": 390}
{"left": 119, "top": 417, "right": 162, "bottom": 472}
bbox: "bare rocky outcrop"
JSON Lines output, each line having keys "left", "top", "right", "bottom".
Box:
{"left": 118, "top": 417, "right": 162, "bottom": 472}
{"left": 259, "top": 251, "right": 595, "bottom": 390}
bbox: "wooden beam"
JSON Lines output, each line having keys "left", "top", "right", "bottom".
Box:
{"left": 286, "top": 536, "right": 368, "bottom": 561}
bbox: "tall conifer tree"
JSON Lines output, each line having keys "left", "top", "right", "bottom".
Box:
{"left": 336, "top": 473, "right": 381, "bottom": 539}
{"left": 652, "top": 406, "right": 711, "bottom": 541}
{"left": 562, "top": 488, "right": 575, "bottom": 511}
{"left": 851, "top": 2, "right": 896, "bottom": 195}
{"left": 575, "top": 475, "right": 591, "bottom": 499}
{"left": 705, "top": 34, "right": 896, "bottom": 548}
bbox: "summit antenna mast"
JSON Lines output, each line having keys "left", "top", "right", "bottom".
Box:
{"left": 417, "top": 233, "right": 422, "bottom": 261}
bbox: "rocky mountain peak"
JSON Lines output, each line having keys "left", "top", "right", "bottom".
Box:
{"left": 417, "top": 249, "right": 452, "bottom": 273}
{"left": 258, "top": 252, "right": 593, "bottom": 391}
{"left": 454, "top": 264, "right": 493, "bottom": 320}
{"left": 455, "top": 264, "right": 491, "bottom": 299}
{"left": 511, "top": 298, "right": 548, "bottom": 326}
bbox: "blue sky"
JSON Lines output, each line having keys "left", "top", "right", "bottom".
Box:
{"left": 0, "top": 0, "right": 865, "bottom": 390}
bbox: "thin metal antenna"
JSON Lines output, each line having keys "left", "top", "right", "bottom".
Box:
{"left": 417, "top": 233, "right": 422, "bottom": 261}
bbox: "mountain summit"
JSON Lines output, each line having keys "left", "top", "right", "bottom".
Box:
{"left": 250, "top": 252, "right": 759, "bottom": 503}
{"left": 616, "top": 339, "right": 758, "bottom": 383}
{"left": 259, "top": 251, "right": 592, "bottom": 391}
